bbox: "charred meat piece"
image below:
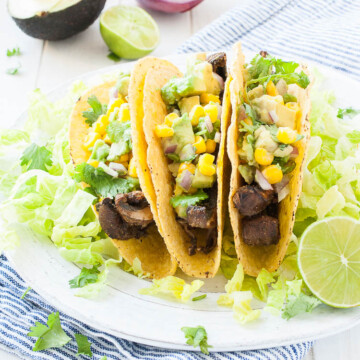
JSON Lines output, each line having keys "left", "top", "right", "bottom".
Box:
{"left": 207, "top": 52, "right": 227, "bottom": 80}
{"left": 115, "top": 191, "right": 153, "bottom": 228}
{"left": 233, "top": 185, "right": 275, "bottom": 217}
{"left": 97, "top": 198, "right": 145, "bottom": 240}
{"left": 186, "top": 206, "right": 216, "bottom": 229}
{"left": 200, "top": 228, "right": 217, "bottom": 254}
{"left": 242, "top": 215, "right": 279, "bottom": 246}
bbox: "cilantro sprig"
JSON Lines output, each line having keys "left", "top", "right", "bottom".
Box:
{"left": 6, "top": 47, "right": 21, "bottom": 57}
{"left": 28, "top": 312, "right": 71, "bottom": 351}
{"left": 170, "top": 190, "right": 208, "bottom": 209}
{"left": 82, "top": 95, "right": 107, "bottom": 126}
{"left": 74, "top": 163, "right": 140, "bottom": 198}
{"left": 69, "top": 265, "right": 100, "bottom": 289}
{"left": 181, "top": 325, "right": 211, "bottom": 354}
{"left": 75, "top": 333, "right": 92, "bottom": 357}
{"left": 20, "top": 143, "right": 53, "bottom": 172}
{"left": 337, "top": 107, "right": 360, "bottom": 119}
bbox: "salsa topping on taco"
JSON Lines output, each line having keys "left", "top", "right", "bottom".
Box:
{"left": 233, "top": 51, "right": 310, "bottom": 246}
{"left": 154, "top": 53, "right": 226, "bottom": 255}
{"left": 75, "top": 73, "right": 154, "bottom": 240}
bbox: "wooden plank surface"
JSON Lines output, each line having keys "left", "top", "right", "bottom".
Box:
{"left": 0, "top": 0, "right": 359, "bottom": 358}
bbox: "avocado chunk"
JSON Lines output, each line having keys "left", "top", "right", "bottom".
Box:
{"left": 89, "top": 139, "right": 110, "bottom": 161}
{"left": 161, "top": 59, "right": 221, "bottom": 106}
{"left": 179, "top": 144, "right": 196, "bottom": 162}
{"left": 116, "top": 73, "right": 130, "bottom": 97}
{"left": 192, "top": 168, "right": 215, "bottom": 189}
{"left": 179, "top": 96, "right": 200, "bottom": 116}
{"left": 9, "top": 0, "right": 106, "bottom": 41}
{"left": 172, "top": 114, "right": 195, "bottom": 152}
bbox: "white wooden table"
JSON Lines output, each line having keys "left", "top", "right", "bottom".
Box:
{"left": 0, "top": 0, "right": 359, "bottom": 359}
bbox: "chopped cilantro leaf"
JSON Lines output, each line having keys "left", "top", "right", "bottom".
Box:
{"left": 20, "top": 286, "right": 32, "bottom": 300}
{"left": 27, "top": 312, "right": 71, "bottom": 352}
{"left": 192, "top": 294, "right": 207, "bottom": 301}
{"left": 244, "top": 103, "right": 258, "bottom": 121}
{"left": 75, "top": 334, "right": 92, "bottom": 357}
{"left": 282, "top": 293, "right": 321, "bottom": 320}
{"left": 20, "top": 143, "right": 53, "bottom": 172}
{"left": 74, "top": 163, "right": 140, "bottom": 198}
{"left": 7, "top": 47, "right": 20, "bottom": 57}
{"left": 166, "top": 153, "right": 181, "bottom": 162}
{"left": 337, "top": 107, "right": 360, "bottom": 119}
{"left": 107, "top": 52, "right": 121, "bottom": 62}
{"left": 69, "top": 266, "right": 100, "bottom": 289}
{"left": 6, "top": 66, "right": 20, "bottom": 75}
{"left": 273, "top": 157, "right": 296, "bottom": 174}
{"left": 170, "top": 190, "right": 208, "bottom": 208}
{"left": 181, "top": 325, "right": 211, "bottom": 355}
{"left": 82, "top": 95, "right": 107, "bottom": 126}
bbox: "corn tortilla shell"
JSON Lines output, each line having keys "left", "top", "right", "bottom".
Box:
{"left": 227, "top": 42, "right": 312, "bottom": 276}
{"left": 69, "top": 80, "right": 177, "bottom": 279}
{"left": 138, "top": 57, "right": 231, "bottom": 278}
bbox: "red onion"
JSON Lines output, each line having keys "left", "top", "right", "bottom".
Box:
{"left": 268, "top": 110, "right": 278, "bottom": 124}
{"left": 290, "top": 146, "right": 299, "bottom": 159}
{"left": 204, "top": 115, "right": 213, "bottom": 133}
{"left": 278, "top": 185, "right": 290, "bottom": 202}
{"left": 109, "top": 162, "right": 127, "bottom": 175}
{"left": 273, "top": 175, "right": 289, "bottom": 193}
{"left": 238, "top": 105, "right": 246, "bottom": 121}
{"left": 255, "top": 169, "right": 273, "bottom": 190}
{"left": 213, "top": 72, "right": 224, "bottom": 91}
{"left": 179, "top": 170, "right": 192, "bottom": 191}
{"left": 165, "top": 144, "right": 177, "bottom": 154}
{"left": 137, "top": 0, "right": 203, "bottom": 13}
{"left": 214, "top": 131, "right": 221, "bottom": 143}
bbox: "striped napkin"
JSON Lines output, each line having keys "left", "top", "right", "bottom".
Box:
{"left": 2, "top": 0, "right": 360, "bottom": 359}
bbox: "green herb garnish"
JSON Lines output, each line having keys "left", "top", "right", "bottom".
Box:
{"left": 181, "top": 325, "right": 211, "bottom": 354}
{"left": 82, "top": 95, "right": 107, "bottom": 126}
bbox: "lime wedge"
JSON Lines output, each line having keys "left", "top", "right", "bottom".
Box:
{"left": 298, "top": 217, "right": 360, "bottom": 308}
{"left": 100, "top": 6, "right": 159, "bottom": 60}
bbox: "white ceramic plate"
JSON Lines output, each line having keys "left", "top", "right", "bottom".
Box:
{"left": 5, "top": 53, "right": 360, "bottom": 352}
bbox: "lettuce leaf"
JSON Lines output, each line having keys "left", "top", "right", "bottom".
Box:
{"left": 139, "top": 276, "right": 204, "bottom": 302}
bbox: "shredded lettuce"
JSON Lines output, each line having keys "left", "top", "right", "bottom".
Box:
{"left": 139, "top": 276, "right": 204, "bottom": 302}
{"left": 121, "top": 257, "right": 149, "bottom": 279}
{"left": 0, "top": 84, "right": 120, "bottom": 298}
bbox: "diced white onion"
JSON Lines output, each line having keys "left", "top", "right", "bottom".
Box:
{"left": 278, "top": 184, "right": 290, "bottom": 202}
{"left": 99, "top": 162, "right": 118, "bottom": 178}
{"left": 205, "top": 115, "right": 213, "bottom": 133}
{"left": 214, "top": 131, "right": 221, "bottom": 143}
{"left": 273, "top": 175, "right": 289, "bottom": 193}
{"left": 109, "top": 162, "right": 127, "bottom": 175}
{"left": 255, "top": 169, "right": 273, "bottom": 190}
{"left": 213, "top": 72, "right": 224, "bottom": 90}
{"left": 268, "top": 110, "right": 279, "bottom": 124}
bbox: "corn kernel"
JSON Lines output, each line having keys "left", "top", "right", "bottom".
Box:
{"left": 93, "top": 120, "right": 106, "bottom": 136}
{"left": 286, "top": 102, "right": 302, "bottom": 123}
{"left": 108, "top": 98, "right": 125, "bottom": 114}
{"left": 128, "top": 157, "right": 137, "bottom": 178}
{"left": 83, "top": 132, "right": 100, "bottom": 150}
{"left": 119, "top": 153, "right": 130, "bottom": 163}
{"left": 193, "top": 135, "right": 206, "bottom": 154}
{"left": 200, "top": 153, "right": 215, "bottom": 165}
{"left": 254, "top": 147, "right": 274, "bottom": 165}
{"left": 200, "top": 93, "right": 221, "bottom": 104}
{"left": 262, "top": 165, "right": 283, "bottom": 184}
{"left": 174, "top": 184, "right": 183, "bottom": 196}
{"left": 204, "top": 104, "right": 218, "bottom": 123}
{"left": 164, "top": 112, "right": 179, "bottom": 126}
{"left": 243, "top": 117, "right": 253, "bottom": 126}
{"left": 277, "top": 127, "right": 297, "bottom": 144}
{"left": 155, "top": 124, "right": 174, "bottom": 138}
{"left": 187, "top": 187, "right": 197, "bottom": 194}
{"left": 87, "top": 160, "right": 99, "bottom": 168}
{"left": 199, "top": 163, "right": 216, "bottom": 176}
{"left": 189, "top": 105, "right": 205, "bottom": 126}
{"left": 103, "top": 134, "right": 112, "bottom": 144}
{"left": 266, "top": 81, "right": 278, "bottom": 96}
{"left": 118, "top": 103, "right": 130, "bottom": 122}
{"left": 121, "top": 161, "right": 129, "bottom": 169}
{"left": 178, "top": 163, "right": 196, "bottom": 175}
{"left": 206, "top": 139, "right": 217, "bottom": 153}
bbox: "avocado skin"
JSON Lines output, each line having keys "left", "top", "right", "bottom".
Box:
{"left": 11, "top": 0, "right": 106, "bottom": 41}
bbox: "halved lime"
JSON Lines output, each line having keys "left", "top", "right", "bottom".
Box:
{"left": 100, "top": 6, "right": 159, "bottom": 60}
{"left": 298, "top": 217, "right": 360, "bottom": 308}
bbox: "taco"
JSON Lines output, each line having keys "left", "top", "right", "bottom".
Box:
{"left": 227, "top": 43, "right": 312, "bottom": 276}
{"left": 69, "top": 72, "right": 177, "bottom": 279}
{"left": 130, "top": 53, "right": 231, "bottom": 278}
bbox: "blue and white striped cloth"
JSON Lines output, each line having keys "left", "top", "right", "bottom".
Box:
{"left": 1, "top": 0, "right": 360, "bottom": 358}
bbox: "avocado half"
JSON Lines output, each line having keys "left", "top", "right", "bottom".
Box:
{"left": 8, "top": 0, "right": 106, "bottom": 41}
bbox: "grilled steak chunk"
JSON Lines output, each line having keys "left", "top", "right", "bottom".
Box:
{"left": 242, "top": 215, "right": 279, "bottom": 246}
{"left": 233, "top": 185, "right": 275, "bottom": 217}
{"left": 186, "top": 205, "right": 216, "bottom": 229}
{"left": 207, "top": 52, "right": 227, "bottom": 80}
{"left": 97, "top": 198, "right": 145, "bottom": 240}
{"left": 115, "top": 191, "right": 153, "bottom": 228}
